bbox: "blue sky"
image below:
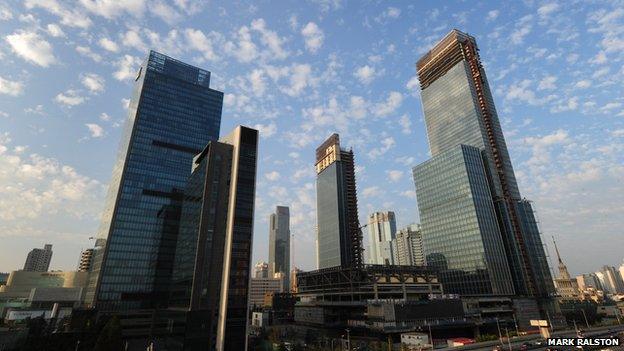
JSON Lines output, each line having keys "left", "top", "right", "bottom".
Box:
{"left": 0, "top": 0, "right": 623, "bottom": 277}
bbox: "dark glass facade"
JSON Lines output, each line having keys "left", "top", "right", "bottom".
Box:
{"left": 414, "top": 30, "right": 554, "bottom": 298}
{"left": 85, "top": 51, "right": 223, "bottom": 311}
{"left": 413, "top": 145, "right": 514, "bottom": 295}
{"left": 269, "top": 206, "right": 290, "bottom": 288}
{"left": 315, "top": 134, "right": 363, "bottom": 269}
{"left": 169, "top": 126, "right": 258, "bottom": 351}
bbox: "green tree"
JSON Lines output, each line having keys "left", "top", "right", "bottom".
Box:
{"left": 93, "top": 316, "right": 124, "bottom": 351}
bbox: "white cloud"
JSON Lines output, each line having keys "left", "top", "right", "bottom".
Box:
{"left": 76, "top": 46, "right": 102, "bottom": 62}
{"left": 253, "top": 122, "right": 277, "bottom": 138}
{"left": 301, "top": 22, "right": 324, "bottom": 53}
{"left": 510, "top": 15, "right": 533, "bottom": 45}
{"left": 113, "top": 55, "right": 142, "bottom": 81}
{"left": 6, "top": 31, "right": 56, "bottom": 67}
{"left": 373, "top": 91, "right": 403, "bottom": 117}
{"left": 248, "top": 69, "right": 266, "bottom": 96}
{"left": 0, "top": 5, "right": 13, "bottom": 20}
{"left": 354, "top": 65, "right": 376, "bottom": 84}
{"left": 368, "top": 137, "right": 395, "bottom": 159}
{"left": 0, "top": 76, "right": 24, "bottom": 96}
{"left": 25, "top": 0, "right": 92, "bottom": 28}
{"left": 376, "top": 6, "right": 401, "bottom": 22}
{"left": 538, "top": 3, "right": 559, "bottom": 18}
{"left": 183, "top": 28, "right": 220, "bottom": 61}
{"left": 395, "top": 155, "right": 415, "bottom": 166}
{"left": 224, "top": 26, "right": 258, "bottom": 63}
{"left": 85, "top": 123, "right": 105, "bottom": 138}
{"left": 265, "top": 171, "right": 280, "bottom": 181}
{"left": 406, "top": 75, "right": 420, "bottom": 96}
{"left": 78, "top": 0, "right": 146, "bottom": 19}
{"left": 81, "top": 73, "right": 105, "bottom": 94}
{"left": 150, "top": 1, "right": 182, "bottom": 24}
{"left": 98, "top": 37, "right": 119, "bottom": 52}
{"left": 99, "top": 112, "right": 111, "bottom": 121}
{"left": 251, "top": 18, "right": 289, "bottom": 59}
{"left": 487, "top": 10, "right": 499, "bottom": 21}
{"left": 537, "top": 75, "right": 557, "bottom": 90}
{"left": 386, "top": 170, "right": 403, "bottom": 182}
{"left": 505, "top": 80, "right": 552, "bottom": 106}
{"left": 575, "top": 80, "right": 591, "bottom": 89}
{"left": 55, "top": 90, "right": 86, "bottom": 107}
{"left": 46, "top": 24, "right": 65, "bottom": 37}
{"left": 523, "top": 129, "right": 569, "bottom": 167}
{"left": 400, "top": 190, "right": 416, "bottom": 199}
{"left": 362, "top": 186, "right": 381, "bottom": 197}
{"left": 285, "top": 64, "right": 313, "bottom": 97}
{"left": 121, "top": 29, "right": 148, "bottom": 52}
{"left": 550, "top": 97, "right": 579, "bottom": 113}
{"left": 25, "top": 105, "right": 45, "bottom": 115}
{"left": 399, "top": 114, "right": 411, "bottom": 134}
{"left": 0, "top": 136, "right": 104, "bottom": 222}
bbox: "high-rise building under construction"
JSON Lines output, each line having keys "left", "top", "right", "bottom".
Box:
{"left": 315, "top": 134, "right": 363, "bottom": 269}
{"left": 413, "top": 30, "right": 555, "bottom": 301}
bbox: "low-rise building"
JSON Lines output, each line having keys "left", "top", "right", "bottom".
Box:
{"left": 249, "top": 275, "right": 284, "bottom": 307}
{"left": 401, "top": 332, "right": 429, "bottom": 350}
{"left": 0, "top": 270, "right": 87, "bottom": 319}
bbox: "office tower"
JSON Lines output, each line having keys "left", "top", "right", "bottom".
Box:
{"left": 254, "top": 262, "right": 270, "bottom": 278}
{"left": 413, "top": 30, "right": 554, "bottom": 298}
{"left": 551, "top": 238, "right": 578, "bottom": 300}
{"left": 23, "top": 244, "right": 53, "bottom": 272}
{"left": 248, "top": 275, "right": 284, "bottom": 307}
{"left": 414, "top": 145, "right": 515, "bottom": 295}
{"left": 269, "top": 206, "right": 291, "bottom": 288}
{"left": 170, "top": 125, "right": 258, "bottom": 351}
{"left": 85, "top": 51, "right": 223, "bottom": 310}
{"left": 596, "top": 266, "right": 624, "bottom": 294}
{"left": 290, "top": 267, "right": 302, "bottom": 293}
{"left": 367, "top": 211, "right": 397, "bottom": 265}
{"left": 315, "top": 134, "right": 363, "bottom": 269}
{"left": 619, "top": 261, "right": 624, "bottom": 285}
{"left": 78, "top": 248, "right": 94, "bottom": 272}
{"left": 577, "top": 273, "right": 603, "bottom": 291}
{"left": 394, "top": 224, "right": 425, "bottom": 266}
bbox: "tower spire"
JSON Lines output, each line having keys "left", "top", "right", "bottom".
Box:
{"left": 552, "top": 235, "right": 563, "bottom": 264}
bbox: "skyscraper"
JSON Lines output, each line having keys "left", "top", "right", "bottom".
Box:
{"left": 254, "top": 261, "right": 270, "bottom": 278}
{"left": 413, "top": 30, "right": 554, "bottom": 299}
{"left": 78, "top": 248, "right": 94, "bottom": 272}
{"left": 367, "top": 211, "right": 397, "bottom": 265}
{"left": 85, "top": 51, "right": 223, "bottom": 310}
{"left": 23, "top": 244, "right": 53, "bottom": 272}
{"left": 394, "top": 224, "right": 425, "bottom": 266}
{"left": 315, "top": 134, "right": 363, "bottom": 269}
{"left": 169, "top": 125, "right": 258, "bottom": 351}
{"left": 269, "top": 206, "right": 290, "bottom": 288}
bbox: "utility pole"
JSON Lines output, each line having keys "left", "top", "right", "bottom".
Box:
{"left": 512, "top": 314, "right": 520, "bottom": 336}
{"left": 581, "top": 308, "right": 590, "bottom": 329}
{"left": 345, "top": 328, "right": 351, "bottom": 351}
{"left": 505, "top": 327, "right": 512, "bottom": 351}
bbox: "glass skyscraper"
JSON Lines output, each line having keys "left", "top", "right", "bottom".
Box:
{"left": 413, "top": 30, "right": 554, "bottom": 299}
{"left": 169, "top": 126, "right": 258, "bottom": 351}
{"left": 269, "top": 206, "right": 290, "bottom": 288}
{"left": 85, "top": 51, "right": 223, "bottom": 311}
{"left": 315, "top": 134, "right": 363, "bottom": 269}
{"left": 367, "top": 211, "right": 397, "bottom": 265}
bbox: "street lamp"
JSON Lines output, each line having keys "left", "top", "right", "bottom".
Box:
{"left": 345, "top": 328, "right": 351, "bottom": 351}
{"left": 581, "top": 308, "right": 590, "bottom": 329}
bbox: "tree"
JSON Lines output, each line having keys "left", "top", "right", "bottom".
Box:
{"left": 93, "top": 315, "right": 124, "bottom": 351}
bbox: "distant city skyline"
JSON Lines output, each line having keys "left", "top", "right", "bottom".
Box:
{"left": 1, "top": 1, "right": 623, "bottom": 276}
